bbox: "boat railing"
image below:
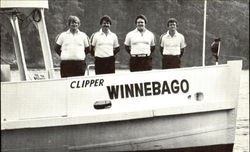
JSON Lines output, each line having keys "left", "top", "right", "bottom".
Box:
{"left": 48, "top": 61, "right": 120, "bottom": 78}
{"left": 86, "top": 64, "right": 95, "bottom": 76}
{"left": 1, "top": 64, "right": 11, "bottom": 82}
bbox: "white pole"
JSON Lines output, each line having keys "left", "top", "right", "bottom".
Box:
{"left": 34, "top": 9, "right": 55, "bottom": 79}
{"left": 9, "top": 15, "right": 29, "bottom": 81}
{"left": 216, "top": 41, "right": 221, "bottom": 65}
{"left": 202, "top": 0, "right": 207, "bottom": 66}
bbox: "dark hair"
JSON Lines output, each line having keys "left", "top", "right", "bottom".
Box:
{"left": 67, "top": 15, "right": 80, "bottom": 26}
{"left": 135, "top": 14, "right": 148, "bottom": 24}
{"left": 167, "top": 18, "right": 178, "bottom": 27}
{"left": 100, "top": 15, "right": 112, "bottom": 25}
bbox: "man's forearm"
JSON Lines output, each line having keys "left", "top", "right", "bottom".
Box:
{"left": 160, "top": 47, "right": 163, "bottom": 56}
{"left": 114, "top": 47, "right": 120, "bottom": 55}
{"left": 90, "top": 45, "right": 95, "bottom": 56}
{"left": 180, "top": 48, "right": 185, "bottom": 58}
{"left": 125, "top": 45, "right": 131, "bottom": 54}
{"left": 54, "top": 44, "right": 62, "bottom": 56}
{"left": 85, "top": 47, "right": 90, "bottom": 55}
{"left": 150, "top": 46, "right": 155, "bottom": 54}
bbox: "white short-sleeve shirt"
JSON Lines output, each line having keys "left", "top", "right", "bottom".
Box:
{"left": 91, "top": 29, "right": 119, "bottom": 58}
{"left": 160, "top": 31, "right": 186, "bottom": 55}
{"left": 56, "top": 30, "right": 89, "bottom": 60}
{"left": 124, "top": 29, "right": 155, "bottom": 55}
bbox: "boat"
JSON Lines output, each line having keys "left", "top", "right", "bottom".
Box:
{"left": 1, "top": 0, "right": 242, "bottom": 152}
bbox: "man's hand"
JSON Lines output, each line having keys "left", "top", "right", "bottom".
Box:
{"left": 180, "top": 48, "right": 185, "bottom": 58}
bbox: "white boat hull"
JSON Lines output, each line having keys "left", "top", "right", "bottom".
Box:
{"left": 2, "top": 110, "right": 235, "bottom": 152}
{"left": 1, "top": 61, "right": 242, "bottom": 152}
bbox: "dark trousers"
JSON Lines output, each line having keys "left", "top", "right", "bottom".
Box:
{"left": 60, "top": 60, "right": 86, "bottom": 78}
{"left": 95, "top": 56, "right": 115, "bottom": 75}
{"left": 162, "top": 55, "right": 181, "bottom": 69}
{"left": 130, "top": 56, "right": 152, "bottom": 72}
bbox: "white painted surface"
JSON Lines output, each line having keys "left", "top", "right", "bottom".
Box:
{"left": 1, "top": 61, "right": 242, "bottom": 130}
{"left": 0, "top": 0, "right": 48, "bottom": 8}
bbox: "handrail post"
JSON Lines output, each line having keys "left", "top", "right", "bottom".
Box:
{"left": 216, "top": 41, "right": 221, "bottom": 65}
{"left": 33, "top": 8, "right": 55, "bottom": 79}
{"left": 202, "top": 0, "right": 207, "bottom": 66}
{"left": 9, "top": 14, "right": 29, "bottom": 81}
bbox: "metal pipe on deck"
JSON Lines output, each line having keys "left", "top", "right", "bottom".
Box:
{"left": 1, "top": 0, "right": 55, "bottom": 80}
{"left": 216, "top": 41, "right": 221, "bottom": 65}
{"left": 202, "top": 0, "right": 207, "bottom": 66}
{"left": 9, "top": 14, "right": 29, "bottom": 81}
{"left": 33, "top": 8, "right": 55, "bottom": 79}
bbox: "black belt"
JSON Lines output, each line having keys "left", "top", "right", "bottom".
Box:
{"left": 163, "top": 55, "right": 180, "bottom": 56}
{"left": 95, "top": 56, "right": 114, "bottom": 59}
{"left": 61, "top": 60, "right": 85, "bottom": 62}
{"left": 131, "top": 54, "right": 149, "bottom": 57}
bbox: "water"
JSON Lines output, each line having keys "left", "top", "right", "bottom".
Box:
{"left": 233, "top": 70, "right": 249, "bottom": 152}
{"left": 7, "top": 69, "right": 250, "bottom": 151}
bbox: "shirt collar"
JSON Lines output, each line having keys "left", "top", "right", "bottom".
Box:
{"left": 135, "top": 28, "right": 147, "bottom": 33}
{"left": 66, "top": 29, "right": 80, "bottom": 34}
{"left": 166, "top": 30, "right": 178, "bottom": 37}
{"left": 99, "top": 28, "right": 111, "bottom": 35}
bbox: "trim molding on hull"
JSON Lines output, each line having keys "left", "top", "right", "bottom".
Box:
{"left": 2, "top": 110, "right": 235, "bottom": 152}
{"left": 125, "top": 144, "right": 234, "bottom": 152}
{"left": 0, "top": 144, "right": 234, "bottom": 152}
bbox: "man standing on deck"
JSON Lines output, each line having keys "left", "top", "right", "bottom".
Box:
{"left": 160, "top": 18, "right": 186, "bottom": 69}
{"left": 55, "top": 15, "right": 90, "bottom": 78}
{"left": 90, "top": 15, "right": 120, "bottom": 75}
{"left": 124, "top": 14, "right": 155, "bottom": 72}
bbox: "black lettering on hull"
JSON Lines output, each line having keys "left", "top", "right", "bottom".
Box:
{"left": 107, "top": 79, "right": 190, "bottom": 100}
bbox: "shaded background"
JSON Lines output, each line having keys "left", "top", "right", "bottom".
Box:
{"left": 1, "top": 0, "right": 249, "bottom": 69}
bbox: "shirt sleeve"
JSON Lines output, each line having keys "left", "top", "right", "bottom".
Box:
{"left": 83, "top": 34, "right": 90, "bottom": 48}
{"left": 90, "top": 33, "right": 97, "bottom": 46}
{"left": 56, "top": 33, "right": 63, "bottom": 45}
{"left": 124, "top": 33, "right": 130, "bottom": 46}
{"left": 113, "top": 34, "right": 119, "bottom": 48}
{"left": 151, "top": 33, "right": 156, "bottom": 46}
{"left": 160, "top": 34, "right": 164, "bottom": 47}
{"left": 180, "top": 35, "right": 187, "bottom": 49}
